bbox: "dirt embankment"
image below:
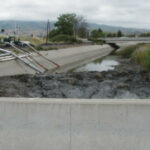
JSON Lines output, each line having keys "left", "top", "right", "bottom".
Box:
{"left": 0, "top": 57, "right": 150, "bottom": 99}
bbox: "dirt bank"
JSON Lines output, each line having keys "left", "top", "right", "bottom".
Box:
{"left": 0, "top": 56, "right": 150, "bottom": 99}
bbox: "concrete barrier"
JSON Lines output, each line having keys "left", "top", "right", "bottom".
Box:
{"left": 0, "top": 98, "right": 150, "bottom": 150}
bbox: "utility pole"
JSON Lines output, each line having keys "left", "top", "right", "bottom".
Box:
{"left": 46, "top": 19, "right": 50, "bottom": 44}
{"left": 16, "top": 25, "right": 20, "bottom": 36}
{"left": 14, "top": 21, "right": 17, "bottom": 41}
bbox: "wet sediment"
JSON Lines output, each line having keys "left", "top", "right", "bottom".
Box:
{"left": 0, "top": 57, "right": 150, "bottom": 99}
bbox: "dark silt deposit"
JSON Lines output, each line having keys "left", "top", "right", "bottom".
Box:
{"left": 0, "top": 57, "right": 150, "bottom": 99}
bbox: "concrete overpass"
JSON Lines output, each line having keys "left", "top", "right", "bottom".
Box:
{"left": 101, "top": 37, "right": 150, "bottom": 48}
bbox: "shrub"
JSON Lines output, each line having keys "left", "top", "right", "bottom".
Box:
{"left": 88, "top": 38, "right": 105, "bottom": 45}
{"left": 35, "top": 45, "right": 58, "bottom": 51}
{"left": 49, "top": 29, "right": 59, "bottom": 38}
{"left": 116, "top": 44, "right": 150, "bottom": 70}
{"left": 50, "top": 34, "right": 77, "bottom": 43}
{"left": 132, "top": 47, "right": 150, "bottom": 70}
{"left": 90, "top": 29, "right": 103, "bottom": 38}
{"left": 117, "top": 45, "right": 139, "bottom": 58}
{"left": 20, "top": 37, "right": 44, "bottom": 45}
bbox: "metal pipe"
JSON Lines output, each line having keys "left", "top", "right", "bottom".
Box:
{"left": 15, "top": 45, "right": 48, "bottom": 71}
{"left": 0, "top": 53, "right": 10, "bottom": 57}
{"left": 6, "top": 42, "right": 48, "bottom": 71}
{"left": 5, "top": 42, "right": 26, "bottom": 54}
{"left": 0, "top": 48, "right": 43, "bottom": 73}
{"left": 0, "top": 54, "right": 31, "bottom": 60}
{"left": 23, "top": 42, "right": 61, "bottom": 68}
{"left": 27, "top": 55, "right": 48, "bottom": 71}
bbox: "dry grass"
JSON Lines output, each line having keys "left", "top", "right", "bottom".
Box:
{"left": 116, "top": 44, "right": 139, "bottom": 58}
{"left": 132, "top": 45, "right": 150, "bottom": 70}
{"left": 20, "top": 36, "right": 45, "bottom": 45}
{"left": 117, "top": 43, "right": 150, "bottom": 70}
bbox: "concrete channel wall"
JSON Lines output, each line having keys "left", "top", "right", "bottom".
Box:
{"left": 0, "top": 45, "right": 113, "bottom": 76}
{"left": 0, "top": 98, "right": 150, "bottom": 150}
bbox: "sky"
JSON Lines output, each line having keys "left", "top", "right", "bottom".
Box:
{"left": 1, "top": 0, "right": 150, "bottom": 29}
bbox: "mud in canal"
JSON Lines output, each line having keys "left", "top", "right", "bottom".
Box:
{"left": 0, "top": 56, "right": 150, "bottom": 99}
{"left": 75, "top": 56, "right": 119, "bottom": 72}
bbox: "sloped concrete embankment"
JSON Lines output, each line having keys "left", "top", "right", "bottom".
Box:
{"left": 0, "top": 45, "right": 113, "bottom": 76}
{"left": 0, "top": 98, "right": 150, "bottom": 150}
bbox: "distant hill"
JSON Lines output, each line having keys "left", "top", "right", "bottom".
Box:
{"left": 88, "top": 23, "right": 150, "bottom": 35}
{"left": 0, "top": 20, "right": 53, "bottom": 36}
{"left": 0, "top": 20, "right": 149, "bottom": 36}
{"left": 0, "top": 20, "right": 48, "bottom": 30}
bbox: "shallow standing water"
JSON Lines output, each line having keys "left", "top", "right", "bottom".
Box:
{"left": 75, "top": 57, "right": 119, "bottom": 72}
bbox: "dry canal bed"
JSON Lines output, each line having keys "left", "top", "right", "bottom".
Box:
{"left": 0, "top": 56, "right": 150, "bottom": 99}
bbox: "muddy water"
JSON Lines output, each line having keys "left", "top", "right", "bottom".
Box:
{"left": 75, "top": 57, "right": 119, "bottom": 72}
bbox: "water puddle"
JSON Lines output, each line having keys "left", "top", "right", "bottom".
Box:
{"left": 75, "top": 57, "right": 119, "bottom": 72}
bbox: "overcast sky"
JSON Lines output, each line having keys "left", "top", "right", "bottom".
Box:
{"left": 1, "top": 0, "right": 150, "bottom": 29}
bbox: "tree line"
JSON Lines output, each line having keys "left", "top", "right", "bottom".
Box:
{"left": 48, "top": 13, "right": 150, "bottom": 43}
{"left": 48, "top": 13, "right": 126, "bottom": 42}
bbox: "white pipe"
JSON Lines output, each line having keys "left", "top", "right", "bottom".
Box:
{"left": 0, "top": 53, "right": 10, "bottom": 57}
{"left": 6, "top": 42, "right": 48, "bottom": 71}
{"left": 0, "top": 48, "right": 43, "bottom": 73}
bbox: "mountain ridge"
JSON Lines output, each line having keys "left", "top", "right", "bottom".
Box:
{"left": 0, "top": 20, "right": 149, "bottom": 36}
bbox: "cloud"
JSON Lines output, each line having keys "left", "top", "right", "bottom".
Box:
{"left": 0, "top": 0, "right": 150, "bottom": 28}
